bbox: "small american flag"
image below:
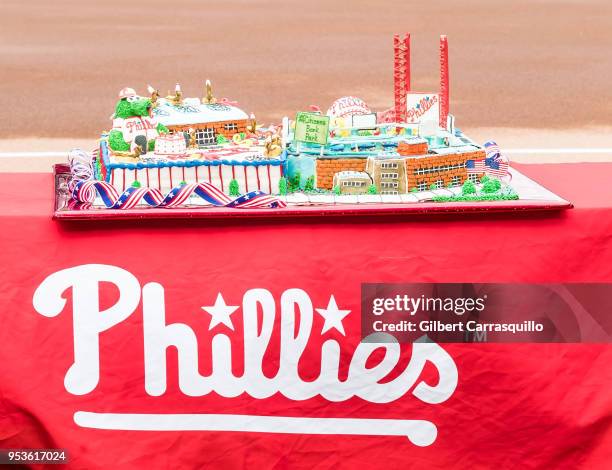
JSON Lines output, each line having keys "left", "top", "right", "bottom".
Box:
{"left": 483, "top": 140, "right": 501, "bottom": 157}
{"left": 466, "top": 159, "right": 486, "bottom": 174}
{"left": 483, "top": 140, "right": 509, "bottom": 178}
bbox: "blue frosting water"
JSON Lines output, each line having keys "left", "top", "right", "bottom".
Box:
{"left": 286, "top": 155, "right": 316, "bottom": 188}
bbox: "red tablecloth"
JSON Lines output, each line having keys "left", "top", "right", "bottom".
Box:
{"left": 0, "top": 163, "right": 611, "bottom": 469}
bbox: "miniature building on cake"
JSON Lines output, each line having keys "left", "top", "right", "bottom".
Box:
{"left": 315, "top": 157, "right": 367, "bottom": 190}
{"left": 397, "top": 138, "right": 428, "bottom": 156}
{"left": 333, "top": 171, "right": 372, "bottom": 195}
{"left": 153, "top": 99, "right": 249, "bottom": 146}
{"left": 407, "top": 148, "right": 485, "bottom": 191}
{"left": 366, "top": 157, "right": 408, "bottom": 194}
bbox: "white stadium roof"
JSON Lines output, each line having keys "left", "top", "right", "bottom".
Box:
{"left": 153, "top": 98, "right": 249, "bottom": 126}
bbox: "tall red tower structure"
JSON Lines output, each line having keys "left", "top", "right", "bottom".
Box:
{"left": 393, "top": 33, "right": 410, "bottom": 123}
{"left": 439, "top": 35, "right": 450, "bottom": 129}
{"left": 393, "top": 34, "right": 450, "bottom": 128}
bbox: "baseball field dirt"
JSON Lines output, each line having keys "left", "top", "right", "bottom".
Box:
{"left": 0, "top": 0, "right": 610, "bottom": 168}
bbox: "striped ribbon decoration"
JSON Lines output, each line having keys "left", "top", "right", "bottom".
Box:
{"left": 72, "top": 180, "right": 287, "bottom": 210}
{"left": 68, "top": 149, "right": 95, "bottom": 192}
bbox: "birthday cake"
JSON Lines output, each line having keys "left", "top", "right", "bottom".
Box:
{"left": 68, "top": 34, "right": 517, "bottom": 211}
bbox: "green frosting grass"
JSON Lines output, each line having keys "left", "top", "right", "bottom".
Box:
{"left": 432, "top": 193, "right": 519, "bottom": 202}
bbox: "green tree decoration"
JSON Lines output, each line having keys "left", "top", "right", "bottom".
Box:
{"left": 289, "top": 172, "right": 301, "bottom": 192}
{"left": 304, "top": 176, "right": 315, "bottom": 192}
{"left": 229, "top": 179, "right": 240, "bottom": 196}
{"left": 482, "top": 178, "right": 501, "bottom": 194}
{"left": 462, "top": 180, "right": 476, "bottom": 195}
{"left": 367, "top": 184, "right": 377, "bottom": 195}
{"left": 278, "top": 177, "right": 287, "bottom": 195}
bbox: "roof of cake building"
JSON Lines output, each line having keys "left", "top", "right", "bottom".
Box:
{"left": 334, "top": 171, "right": 371, "bottom": 179}
{"left": 153, "top": 98, "right": 249, "bottom": 127}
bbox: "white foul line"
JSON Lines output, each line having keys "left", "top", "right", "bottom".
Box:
{"left": 0, "top": 151, "right": 69, "bottom": 158}
{"left": 0, "top": 148, "right": 611, "bottom": 159}
{"left": 74, "top": 412, "right": 437, "bottom": 446}
{"left": 504, "top": 148, "right": 612, "bottom": 155}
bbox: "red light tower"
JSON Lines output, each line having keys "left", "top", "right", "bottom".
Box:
{"left": 393, "top": 33, "right": 410, "bottom": 123}
{"left": 393, "top": 34, "right": 450, "bottom": 129}
{"left": 439, "top": 35, "right": 450, "bottom": 129}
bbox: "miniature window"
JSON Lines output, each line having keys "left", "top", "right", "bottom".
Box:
{"left": 195, "top": 128, "right": 216, "bottom": 145}
{"left": 381, "top": 181, "right": 399, "bottom": 189}
{"left": 381, "top": 190, "right": 399, "bottom": 195}
{"left": 468, "top": 174, "right": 480, "bottom": 183}
{"left": 224, "top": 123, "right": 238, "bottom": 131}
{"left": 451, "top": 176, "right": 461, "bottom": 186}
{"left": 381, "top": 162, "right": 398, "bottom": 169}
{"left": 435, "top": 179, "right": 444, "bottom": 189}
{"left": 417, "top": 181, "right": 428, "bottom": 191}
{"left": 381, "top": 172, "right": 398, "bottom": 179}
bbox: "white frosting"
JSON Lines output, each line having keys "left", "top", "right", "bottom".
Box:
{"left": 109, "top": 164, "right": 282, "bottom": 195}
{"left": 112, "top": 116, "right": 159, "bottom": 144}
{"left": 153, "top": 98, "right": 248, "bottom": 127}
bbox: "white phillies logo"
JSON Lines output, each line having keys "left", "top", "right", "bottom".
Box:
{"left": 33, "top": 264, "right": 458, "bottom": 446}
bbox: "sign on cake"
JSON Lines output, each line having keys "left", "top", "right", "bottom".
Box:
{"left": 351, "top": 113, "right": 377, "bottom": 129}
{"left": 295, "top": 112, "right": 330, "bottom": 145}
{"left": 406, "top": 93, "right": 440, "bottom": 125}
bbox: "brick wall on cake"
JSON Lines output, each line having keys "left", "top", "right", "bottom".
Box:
{"left": 405, "top": 150, "right": 485, "bottom": 190}
{"left": 169, "top": 119, "right": 249, "bottom": 139}
{"left": 316, "top": 158, "right": 367, "bottom": 190}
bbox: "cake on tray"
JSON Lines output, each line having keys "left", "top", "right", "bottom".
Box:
{"left": 68, "top": 34, "right": 526, "bottom": 211}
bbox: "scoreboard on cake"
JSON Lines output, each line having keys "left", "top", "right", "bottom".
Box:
{"left": 406, "top": 93, "right": 440, "bottom": 126}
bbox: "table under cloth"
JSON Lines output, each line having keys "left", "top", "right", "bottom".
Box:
{"left": 0, "top": 163, "right": 610, "bottom": 469}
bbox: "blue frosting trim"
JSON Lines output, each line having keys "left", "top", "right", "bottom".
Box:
{"left": 281, "top": 149, "right": 289, "bottom": 176}
{"left": 100, "top": 137, "right": 111, "bottom": 182}
{"left": 99, "top": 139, "right": 286, "bottom": 172}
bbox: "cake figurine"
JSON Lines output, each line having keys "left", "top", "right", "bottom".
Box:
{"left": 202, "top": 79, "right": 216, "bottom": 105}
{"left": 108, "top": 87, "right": 169, "bottom": 157}
{"left": 166, "top": 83, "right": 183, "bottom": 106}
{"left": 147, "top": 84, "right": 160, "bottom": 108}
